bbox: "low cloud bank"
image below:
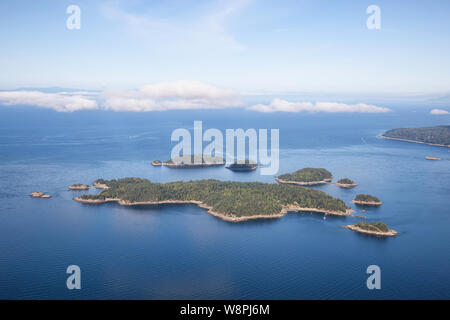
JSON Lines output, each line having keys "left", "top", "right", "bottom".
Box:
{"left": 0, "top": 81, "right": 241, "bottom": 113}
{"left": 430, "top": 108, "right": 449, "bottom": 115}
{"left": 102, "top": 81, "right": 242, "bottom": 112}
{"left": 0, "top": 91, "right": 98, "bottom": 112}
{"left": 0, "top": 83, "right": 392, "bottom": 114}
{"left": 247, "top": 99, "right": 391, "bottom": 113}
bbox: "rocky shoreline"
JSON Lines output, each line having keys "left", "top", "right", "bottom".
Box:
{"left": 342, "top": 224, "right": 397, "bottom": 237}
{"left": 93, "top": 182, "right": 109, "bottom": 189}
{"left": 69, "top": 184, "right": 90, "bottom": 190}
{"left": 334, "top": 182, "right": 358, "bottom": 188}
{"left": 73, "top": 197, "right": 354, "bottom": 222}
{"left": 380, "top": 135, "right": 450, "bottom": 148}
{"left": 352, "top": 200, "right": 382, "bottom": 206}
{"left": 152, "top": 155, "right": 225, "bottom": 168}
{"left": 275, "top": 177, "right": 332, "bottom": 186}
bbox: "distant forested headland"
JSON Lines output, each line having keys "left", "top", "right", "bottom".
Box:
{"left": 382, "top": 125, "right": 450, "bottom": 147}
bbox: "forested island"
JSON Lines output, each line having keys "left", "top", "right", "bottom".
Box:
{"left": 343, "top": 222, "right": 397, "bottom": 237}
{"left": 335, "top": 178, "right": 357, "bottom": 188}
{"left": 275, "top": 168, "right": 332, "bottom": 185}
{"left": 352, "top": 194, "right": 382, "bottom": 206}
{"left": 74, "top": 178, "right": 353, "bottom": 222}
{"left": 152, "top": 154, "right": 225, "bottom": 168}
{"left": 226, "top": 161, "right": 258, "bottom": 172}
{"left": 381, "top": 125, "right": 450, "bottom": 147}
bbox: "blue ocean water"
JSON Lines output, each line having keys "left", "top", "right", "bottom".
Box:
{"left": 0, "top": 107, "right": 449, "bottom": 299}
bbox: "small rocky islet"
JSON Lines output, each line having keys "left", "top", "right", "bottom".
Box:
{"left": 352, "top": 194, "right": 382, "bottom": 206}
{"left": 29, "top": 192, "right": 51, "bottom": 199}
{"left": 342, "top": 222, "right": 397, "bottom": 237}
{"left": 275, "top": 168, "right": 333, "bottom": 185}
{"left": 334, "top": 178, "right": 358, "bottom": 188}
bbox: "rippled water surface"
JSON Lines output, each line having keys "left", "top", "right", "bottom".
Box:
{"left": 0, "top": 108, "right": 449, "bottom": 299}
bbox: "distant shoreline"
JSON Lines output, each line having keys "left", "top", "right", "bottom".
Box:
{"left": 380, "top": 135, "right": 450, "bottom": 148}
{"left": 74, "top": 197, "right": 354, "bottom": 222}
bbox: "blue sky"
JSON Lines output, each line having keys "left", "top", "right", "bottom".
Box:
{"left": 0, "top": 0, "right": 450, "bottom": 98}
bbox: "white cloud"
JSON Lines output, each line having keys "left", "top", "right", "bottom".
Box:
{"left": 0, "top": 84, "right": 397, "bottom": 114}
{"left": 247, "top": 99, "right": 391, "bottom": 113}
{"left": 430, "top": 108, "right": 449, "bottom": 115}
{"left": 102, "top": 81, "right": 242, "bottom": 112}
{"left": 0, "top": 91, "right": 98, "bottom": 112}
